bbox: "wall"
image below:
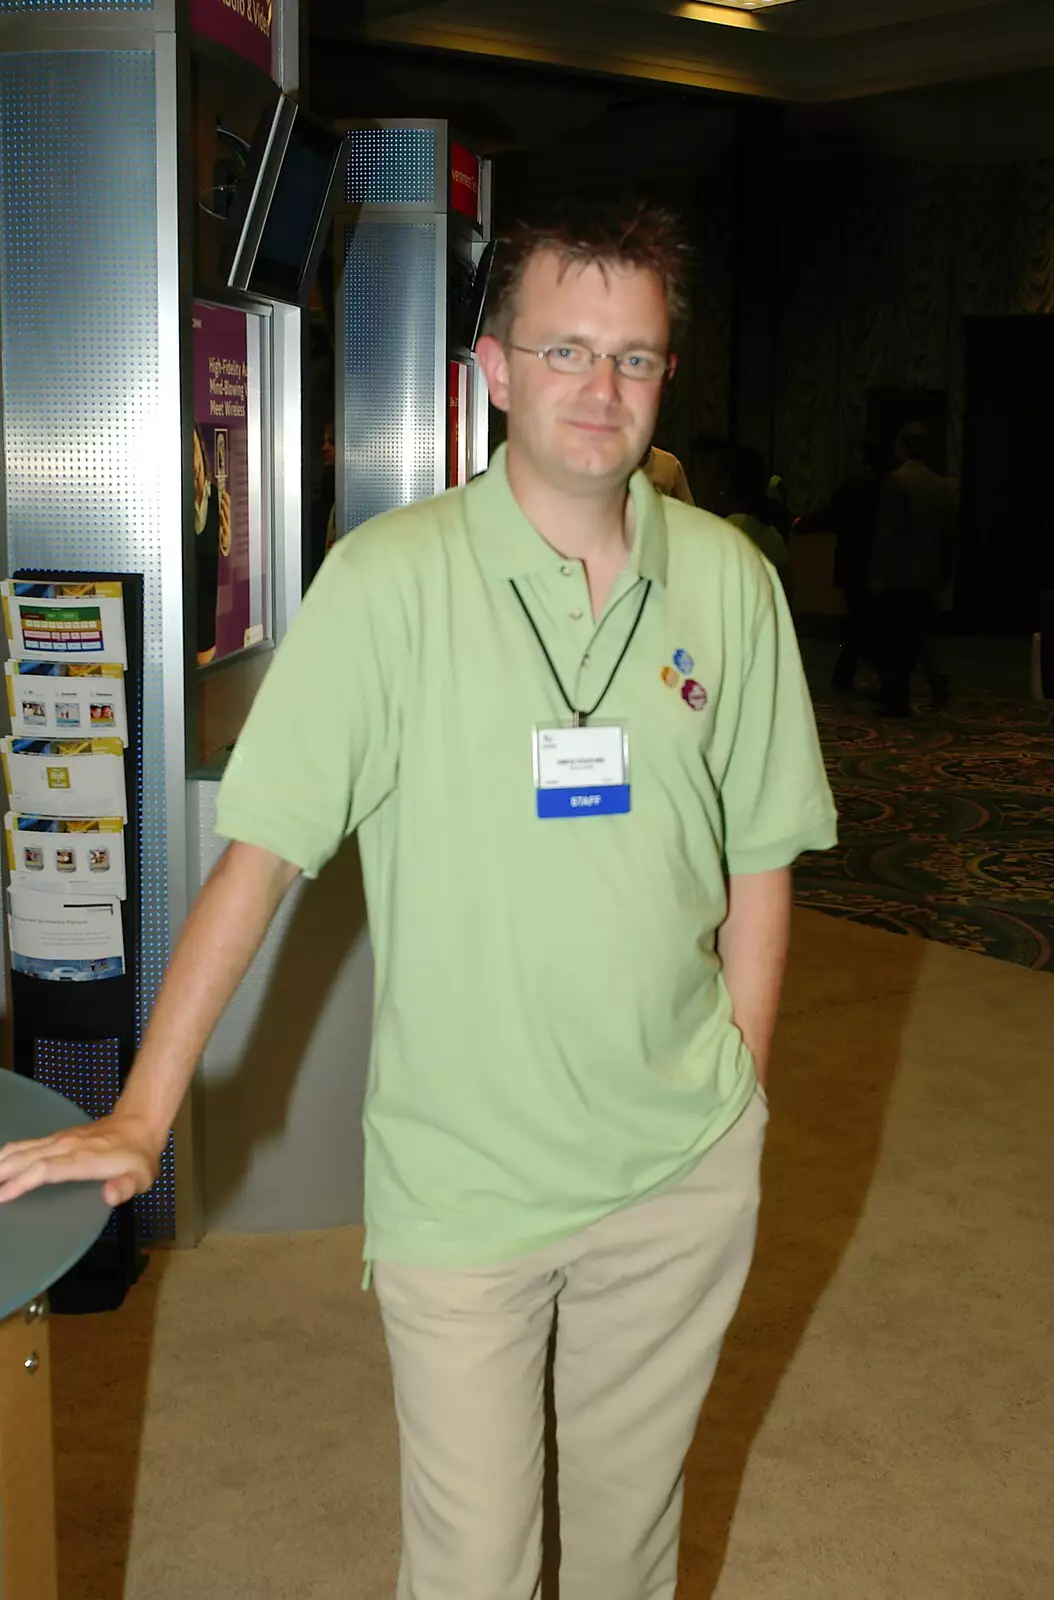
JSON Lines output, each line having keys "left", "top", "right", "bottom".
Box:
{"left": 776, "top": 144, "right": 1054, "bottom": 514}
{"left": 191, "top": 786, "right": 374, "bottom": 1233}
{"left": 494, "top": 100, "right": 738, "bottom": 473}
{"left": 313, "top": 46, "right": 1054, "bottom": 523}
{"left": 312, "top": 43, "right": 739, "bottom": 478}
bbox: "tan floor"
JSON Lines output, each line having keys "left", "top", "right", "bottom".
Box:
{"left": 50, "top": 911, "right": 1054, "bottom": 1599}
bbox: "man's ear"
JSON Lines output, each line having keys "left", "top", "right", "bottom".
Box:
{"left": 474, "top": 334, "right": 511, "bottom": 413}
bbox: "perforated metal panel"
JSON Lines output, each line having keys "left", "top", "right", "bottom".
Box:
{"left": 33, "top": 1037, "right": 125, "bottom": 1238}
{"left": 341, "top": 218, "right": 439, "bottom": 530}
{"left": 33, "top": 1037, "right": 123, "bottom": 1122}
{"left": 0, "top": 52, "right": 175, "bottom": 1238}
{"left": 30, "top": 1036, "right": 173, "bottom": 1236}
{"left": 346, "top": 127, "right": 436, "bottom": 207}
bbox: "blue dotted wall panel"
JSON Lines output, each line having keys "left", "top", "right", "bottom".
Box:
{"left": 346, "top": 127, "right": 436, "bottom": 207}
{"left": 0, "top": 52, "right": 175, "bottom": 1239}
{"left": 341, "top": 217, "right": 438, "bottom": 531}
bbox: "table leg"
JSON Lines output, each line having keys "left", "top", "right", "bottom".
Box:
{"left": 0, "top": 1299, "right": 58, "bottom": 1600}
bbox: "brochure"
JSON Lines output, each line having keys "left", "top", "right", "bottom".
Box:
{"left": 8, "top": 884, "right": 125, "bottom": 982}
{"left": 5, "top": 660, "right": 128, "bottom": 744}
{"left": 0, "top": 737, "right": 127, "bottom": 822}
{"left": 1, "top": 579, "right": 127, "bottom": 667}
{"left": 5, "top": 813, "right": 127, "bottom": 900}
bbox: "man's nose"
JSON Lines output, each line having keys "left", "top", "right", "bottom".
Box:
{"left": 584, "top": 355, "right": 620, "bottom": 402}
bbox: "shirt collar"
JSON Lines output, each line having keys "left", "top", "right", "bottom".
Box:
{"left": 465, "top": 443, "right": 669, "bottom": 587}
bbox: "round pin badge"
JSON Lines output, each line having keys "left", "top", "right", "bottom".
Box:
{"left": 672, "top": 648, "right": 694, "bottom": 675}
{"left": 681, "top": 678, "right": 708, "bottom": 711}
{"left": 661, "top": 666, "right": 680, "bottom": 688}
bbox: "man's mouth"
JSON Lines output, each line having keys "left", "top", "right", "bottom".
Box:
{"left": 565, "top": 418, "right": 622, "bottom": 436}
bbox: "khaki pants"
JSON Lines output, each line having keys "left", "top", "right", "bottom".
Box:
{"left": 374, "top": 1089, "right": 768, "bottom": 1600}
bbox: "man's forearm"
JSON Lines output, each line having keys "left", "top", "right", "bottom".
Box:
{"left": 716, "top": 867, "right": 792, "bottom": 1083}
{"left": 0, "top": 841, "right": 300, "bottom": 1206}
{"left": 118, "top": 841, "right": 300, "bottom": 1146}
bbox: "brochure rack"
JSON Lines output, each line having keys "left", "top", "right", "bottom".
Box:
{"left": 5, "top": 571, "right": 146, "bottom": 1311}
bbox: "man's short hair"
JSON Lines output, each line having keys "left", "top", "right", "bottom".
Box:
{"left": 482, "top": 202, "right": 691, "bottom": 345}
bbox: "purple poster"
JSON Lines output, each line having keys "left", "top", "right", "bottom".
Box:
{"left": 190, "top": 0, "right": 275, "bottom": 77}
{"left": 192, "top": 302, "right": 267, "bottom": 666}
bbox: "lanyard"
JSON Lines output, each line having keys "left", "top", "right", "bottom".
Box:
{"left": 509, "top": 578, "right": 652, "bottom": 728}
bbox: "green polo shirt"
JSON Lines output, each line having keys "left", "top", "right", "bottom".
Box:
{"left": 216, "top": 447, "right": 837, "bottom": 1269}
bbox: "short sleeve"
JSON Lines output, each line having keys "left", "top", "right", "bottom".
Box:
{"left": 719, "top": 564, "right": 837, "bottom": 875}
{"left": 215, "top": 529, "right": 402, "bottom": 878}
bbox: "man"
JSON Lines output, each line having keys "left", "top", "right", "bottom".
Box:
{"left": 693, "top": 437, "right": 791, "bottom": 592}
{"left": 870, "top": 421, "right": 958, "bottom": 715}
{"left": 0, "top": 205, "right": 836, "bottom": 1600}
{"left": 797, "top": 434, "right": 886, "bottom": 692}
{"left": 720, "top": 443, "right": 791, "bottom": 589}
{"left": 641, "top": 442, "right": 694, "bottom": 504}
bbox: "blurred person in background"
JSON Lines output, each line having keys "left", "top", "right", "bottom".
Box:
{"left": 694, "top": 436, "right": 791, "bottom": 593}
{"left": 797, "top": 433, "right": 887, "bottom": 692}
{"left": 641, "top": 443, "right": 694, "bottom": 504}
{"left": 870, "top": 422, "right": 958, "bottom": 716}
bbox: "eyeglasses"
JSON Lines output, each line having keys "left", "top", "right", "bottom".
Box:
{"left": 506, "top": 342, "right": 673, "bottom": 384}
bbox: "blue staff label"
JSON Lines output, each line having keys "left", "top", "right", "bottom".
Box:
{"left": 533, "top": 722, "right": 630, "bottom": 819}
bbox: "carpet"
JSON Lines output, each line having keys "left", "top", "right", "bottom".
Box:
{"left": 47, "top": 913, "right": 1054, "bottom": 1598}
{"left": 796, "top": 689, "right": 1054, "bottom": 970}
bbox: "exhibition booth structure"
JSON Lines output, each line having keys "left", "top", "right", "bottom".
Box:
{"left": 0, "top": 2, "right": 497, "bottom": 1280}
{"left": 0, "top": 0, "right": 317, "bottom": 1295}
{"left": 0, "top": 6, "right": 494, "bottom": 1581}
{"left": 190, "top": 124, "right": 494, "bottom": 1242}
{"left": 335, "top": 120, "right": 494, "bottom": 531}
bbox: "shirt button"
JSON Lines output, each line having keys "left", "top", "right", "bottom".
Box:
{"left": 561, "top": 563, "right": 575, "bottom": 577}
{"left": 570, "top": 606, "right": 583, "bottom": 620}
{"left": 583, "top": 653, "right": 592, "bottom": 667}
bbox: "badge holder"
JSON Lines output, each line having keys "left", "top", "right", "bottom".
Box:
{"left": 532, "top": 719, "right": 631, "bottom": 819}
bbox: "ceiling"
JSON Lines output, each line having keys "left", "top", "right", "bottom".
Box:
{"left": 313, "top": 0, "right": 1054, "bottom": 102}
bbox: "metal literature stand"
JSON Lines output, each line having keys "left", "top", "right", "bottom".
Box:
{"left": 5, "top": 570, "right": 146, "bottom": 1313}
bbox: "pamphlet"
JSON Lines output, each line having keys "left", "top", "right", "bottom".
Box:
{"left": 0, "top": 737, "right": 127, "bottom": 822}
{"left": 8, "top": 884, "right": 125, "bottom": 982}
{"left": 5, "top": 813, "right": 127, "bottom": 899}
{"left": 5, "top": 660, "right": 128, "bottom": 744}
{"left": 1, "top": 579, "right": 128, "bottom": 668}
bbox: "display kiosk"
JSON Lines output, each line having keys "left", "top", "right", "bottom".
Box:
{"left": 0, "top": 10, "right": 494, "bottom": 1252}
{"left": 0, "top": 0, "right": 305, "bottom": 1254}
{"left": 334, "top": 120, "right": 494, "bottom": 533}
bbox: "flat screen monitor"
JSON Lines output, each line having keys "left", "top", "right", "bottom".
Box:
{"left": 225, "top": 97, "right": 348, "bottom": 306}
{"left": 191, "top": 51, "right": 281, "bottom": 300}
{"left": 450, "top": 241, "right": 495, "bottom": 355}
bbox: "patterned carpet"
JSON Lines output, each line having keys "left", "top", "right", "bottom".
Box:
{"left": 795, "top": 687, "right": 1054, "bottom": 971}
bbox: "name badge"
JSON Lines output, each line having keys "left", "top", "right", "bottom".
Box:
{"left": 533, "top": 722, "right": 630, "bottom": 819}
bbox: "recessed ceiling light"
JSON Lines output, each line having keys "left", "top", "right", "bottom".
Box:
{"left": 675, "top": 0, "right": 797, "bottom": 26}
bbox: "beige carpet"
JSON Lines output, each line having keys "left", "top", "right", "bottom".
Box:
{"left": 50, "top": 911, "right": 1054, "bottom": 1599}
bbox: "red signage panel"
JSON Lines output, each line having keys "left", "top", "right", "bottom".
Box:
{"left": 448, "top": 363, "right": 470, "bottom": 488}
{"left": 450, "top": 142, "right": 481, "bottom": 224}
{"left": 191, "top": 0, "right": 275, "bottom": 77}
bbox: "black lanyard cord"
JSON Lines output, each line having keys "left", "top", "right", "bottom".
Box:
{"left": 509, "top": 577, "right": 652, "bottom": 727}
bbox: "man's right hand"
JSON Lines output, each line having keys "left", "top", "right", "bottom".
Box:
{"left": 0, "top": 1111, "right": 162, "bottom": 1208}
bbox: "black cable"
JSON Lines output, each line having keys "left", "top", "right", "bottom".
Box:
{"left": 509, "top": 578, "right": 651, "bottom": 727}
